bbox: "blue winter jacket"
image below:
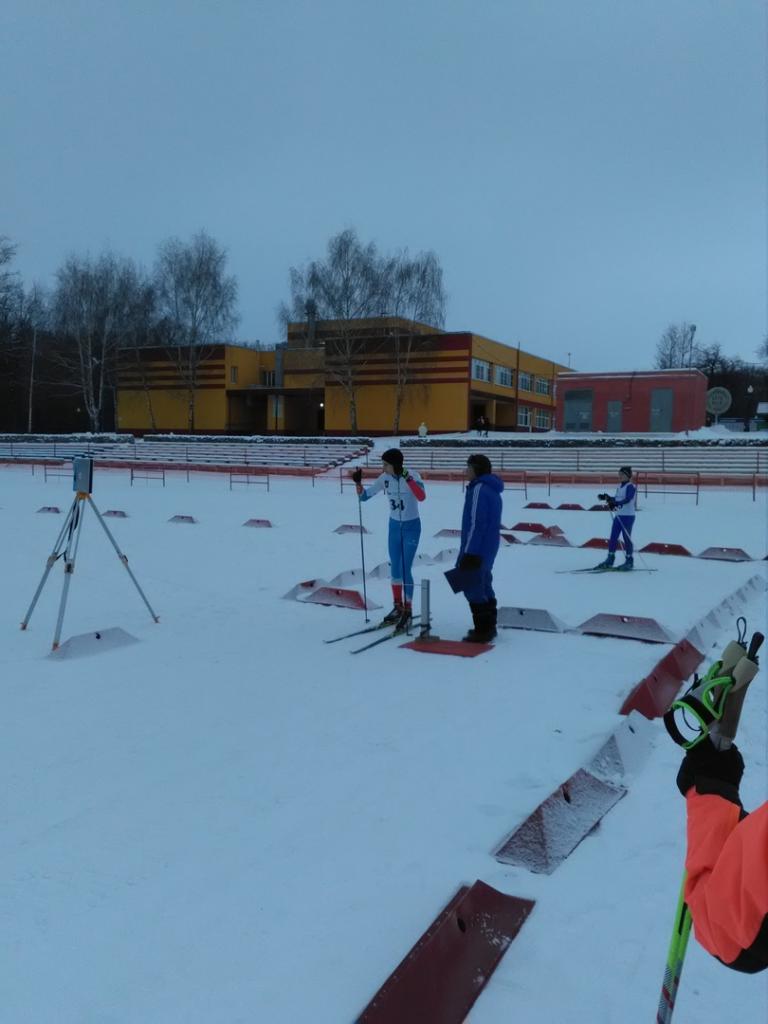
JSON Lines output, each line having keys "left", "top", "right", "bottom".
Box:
{"left": 458, "top": 473, "right": 504, "bottom": 564}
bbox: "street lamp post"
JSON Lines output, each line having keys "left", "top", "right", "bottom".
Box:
{"left": 687, "top": 324, "right": 697, "bottom": 368}
{"left": 746, "top": 384, "right": 755, "bottom": 432}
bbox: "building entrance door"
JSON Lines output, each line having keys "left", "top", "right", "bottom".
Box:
{"left": 606, "top": 400, "right": 622, "bottom": 432}
{"left": 563, "top": 389, "right": 593, "bottom": 431}
{"left": 650, "top": 388, "right": 673, "bottom": 432}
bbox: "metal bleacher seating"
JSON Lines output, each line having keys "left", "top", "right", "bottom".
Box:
{"left": 0, "top": 438, "right": 370, "bottom": 472}
{"left": 394, "top": 443, "right": 767, "bottom": 480}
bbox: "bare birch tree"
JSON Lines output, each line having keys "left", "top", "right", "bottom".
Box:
{"left": 380, "top": 250, "right": 445, "bottom": 433}
{"left": 154, "top": 231, "right": 238, "bottom": 432}
{"left": 279, "top": 230, "right": 445, "bottom": 432}
{"left": 279, "top": 229, "right": 382, "bottom": 432}
{"left": 17, "top": 284, "right": 49, "bottom": 432}
{"left": 655, "top": 322, "right": 698, "bottom": 369}
{"left": 51, "top": 252, "right": 149, "bottom": 431}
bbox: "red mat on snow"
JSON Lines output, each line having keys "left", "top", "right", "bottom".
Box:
{"left": 356, "top": 880, "right": 535, "bottom": 1024}
{"left": 401, "top": 638, "right": 493, "bottom": 657}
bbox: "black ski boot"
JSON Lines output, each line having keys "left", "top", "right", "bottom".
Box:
{"left": 394, "top": 604, "right": 413, "bottom": 632}
{"left": 615, "top": 556, "right": 634, "bottom": 572}
{"left": 383, "top": 602, "right": 404, "bottom": 625}
{"left": 463, "top": 602, "right": 497, "bottom": 643}
{"left": 593, "top": 553, "right": 615, "bottom": 570}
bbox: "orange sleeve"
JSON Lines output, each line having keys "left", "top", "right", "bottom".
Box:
{"left": 684, "top": 795, "right": 768, "bottom": 970}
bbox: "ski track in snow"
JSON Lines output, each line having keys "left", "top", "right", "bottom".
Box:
{"left": 1, "top": 463, "right": 766, "bottom": 1023}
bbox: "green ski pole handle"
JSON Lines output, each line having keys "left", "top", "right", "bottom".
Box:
{"left": 664, "top": 636, "right": 747, "bottom": 749}
{"left": 710, "top": 631, "right": 763, "bottom": 750}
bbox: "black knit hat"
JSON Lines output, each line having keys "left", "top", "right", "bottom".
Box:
{"left": 467, "top": 453, "right": 492, "bottom": 476}
{"left": 619, "top": 465, "right": 632, "bottom": 478}
{"left": 381, "top": 448, "right": 404, "bottom": 471}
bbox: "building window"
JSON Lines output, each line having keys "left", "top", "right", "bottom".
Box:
{"left": 535, "top": 409, "right": 551, "bottom": 429}
{"left": 519, "top": 371, "right": 532, "bottom": 391}
{"left": 564, "top": 389, "right": 593, "bottom": 431}
{"left": 230, "top": 366, "right": 239, "bottom": 384}
{"left": 535, "top": 377, "right": 550, "bottom": 395}
{"left": 518, "top": 405, "right": 531, "bottom": 427}
{"left": 262, "top": 370, "right": 276, "bottom": 387}
{"left": 495, "top": 365, "right": 514, "bottom": 387}
{"left": 472, "top": 358, "right": 491, "bottom": 382}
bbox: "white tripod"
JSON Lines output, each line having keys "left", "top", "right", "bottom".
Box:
{"left": 22, "top": 490, "right": 159, "bottom": 650}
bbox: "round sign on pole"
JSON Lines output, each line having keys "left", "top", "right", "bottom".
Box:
{"left": 706, "top": 387, "right": 732, "bottom": 420}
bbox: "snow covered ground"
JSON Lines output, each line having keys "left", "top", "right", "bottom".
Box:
{"left": 1, "top": 462, "right": 766, "bottom": 1023}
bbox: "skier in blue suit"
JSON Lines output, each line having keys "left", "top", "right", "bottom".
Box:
{"left": 456, "top": 453, "right": 504, "bottom": 641}
{"left": 596, "top": 465, "right": 636, "bottom": 571}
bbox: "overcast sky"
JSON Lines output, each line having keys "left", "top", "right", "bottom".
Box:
{"left": 2, "top": 1, "right": 765, "bottom": 371}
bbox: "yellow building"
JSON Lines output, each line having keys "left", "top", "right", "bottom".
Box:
{"left": 116, "top": 320, "right": 568, "bottom": 435}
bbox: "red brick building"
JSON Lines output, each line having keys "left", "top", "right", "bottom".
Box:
{"left": 555, "top": 369, "right": 707, "bottom": 433}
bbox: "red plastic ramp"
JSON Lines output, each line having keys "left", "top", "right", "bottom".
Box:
{"left": 580, "top": 537, "right": 623, "bottom": 550}
{"left": 37, "top": 506, "right": 61, "bottom": 514}
{"left": 243, "top": 518, "right": 272, "bottom": 527}
{"left": 576, "top": 613, "right": 675, "bottom": 644}
{"left": 499, "top": 532, "right": 522, "bottom": 545}
{"left": 493, "top": 768, "right": 626, "bottom": 874}
{"left": 640, "top": 542, "right": 691, "bottom": 557}
{"left": 367, "top": 561, "right": 391, "bottom": 579}
{"left": 620, "top": 639, "right": 704, "bottom": 718}
{"left": 401, "top": 638, "right": 493, "bottom": 658}
{"left": 557, "top": 502, "right": 585, "bottom": 510}
{"left": 525, "top": 501, "right": 552, "bottom": 509}
{"left": 697, "top": 546, "right": 752, "bottom": 562}
{"left": 305, "top": 587, "right": 380, "bottom": 611}
{"left": 168, "top": 514, "right": 197, "bottom": 524}
{"left": 49, "top": 627, "right": 140, "bottom": 660}
{"left": 527, "top": 532, "right": 571, "bottom": 547}
{"left": 430, "top": 548, "right": 460, "bottom": 563}
{"left": 510, "top": 521, "right": 550, "bottom": 533}
{"left": 334, "top": 523, "right": 370, "bottom": 534}
{"left": 282, "top": 578, "right": 329, "bottom": 601}
{"left": 498, "top": 606, "right": 566, "bottom": 633}
{"left": 104, "top": 509, "right": 128, "bottom": 518}
{"left": 587, "top": 711, "right": 655, "bottom": 782}
{"left": 356, "top": 881, "right": 535, "bottom": 1024}
{"left": 434, "top": 528, "right": 462, "bottom": 538}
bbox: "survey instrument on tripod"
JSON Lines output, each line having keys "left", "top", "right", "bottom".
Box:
{"left": 21, "top": 456, "right": 159, "bottom": 650}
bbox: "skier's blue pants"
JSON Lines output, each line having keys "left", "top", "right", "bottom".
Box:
{"left": 464, "top": 565, "right": 496, "bottom": 605}
{"left": 389, "top": 518, "right": 421, "bottom": 602}
{"left": 608, "top": 515, "right": 635, "bottom": 556}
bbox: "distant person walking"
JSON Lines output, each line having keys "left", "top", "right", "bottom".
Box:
{"left": 475, "top": 415, "right": 486, "bottom": 437}
{"left": 596, "top": 465, "right": 636, "bottom": 571}
{"left": 351, "top": 448, "right": 426, "bottom": 631}
{"left": 456, "top": 454, "right": 504, "bottom": 642}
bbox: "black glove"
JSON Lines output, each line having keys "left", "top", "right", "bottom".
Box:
{"left": 606, "top": 497, "right": 617, "bottom": 510}
{"left": 458, "top": 553, "right": 482, "bottom": 572}
{"left": 400, "top": 468, "right": 410, "bottom": 480}
{"left": 597, "top": 493, "right": 609, "bottom": 502}
{"left": 676, "top": 738, "right": 744, "bottom": 799}
{"left": 351, "top": 468, "right": 363, "bottom": 484}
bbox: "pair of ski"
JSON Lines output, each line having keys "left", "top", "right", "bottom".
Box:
{"left": 556, "top": 565, "right": 657, "bottom": 574}
{"left": 326, "top": 615, "right": 421, "bottom": 654}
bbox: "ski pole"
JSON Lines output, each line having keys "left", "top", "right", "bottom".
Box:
{"left": 357, "top": 485, "right": 370, "bottom": 623}
{"left": 656, "top": 623, "right": 763, "bottom": 1023}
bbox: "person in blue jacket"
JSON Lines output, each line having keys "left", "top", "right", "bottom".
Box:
{"left": 596, "top": 465, "right": 636, "bottom": 571}
{"left": 456, "top": 453, "right": 504, "bottom": 641}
